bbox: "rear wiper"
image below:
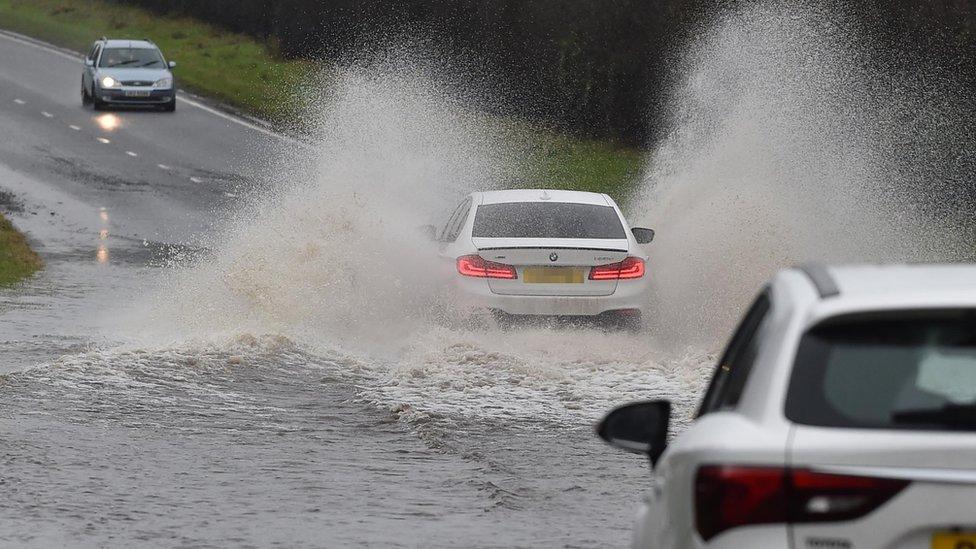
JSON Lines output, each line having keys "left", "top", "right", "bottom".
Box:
{"left": 891, "top": 403, "right": 976, "bottom": 428}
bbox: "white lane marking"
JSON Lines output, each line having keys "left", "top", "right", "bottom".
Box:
{"left": 177, "top": 96, "right": 298, "bottom": 144}
{"left": 41, "top": 111, "right": 53, "bottom": 118}
{"left": 189, "top": 176, "right": 203, "bottom": 183}
{"left": 125, "top": 151, "right": 138, "bottom": 157}
{"left": 69, "top": 124, "right": 81, "bottom": 131}
{"left": 157, "top": 164, "right": 170, "bottom": 170}
{"left": 0, "top": 29, "right": 301, "bottom": 145}
{"left": 224, "top": 192, "right": 238, "bottom": 198}
{"left": 13, "top": 98, "right": 25, "bottom": 105}
{"left": 96, "top": 137, "right": 110, "bottom": 144}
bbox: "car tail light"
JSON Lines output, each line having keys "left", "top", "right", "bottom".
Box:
{"left": 695, "top": 465, "right": 909, "bottom": 542}
{"left": 457, "top": 254, "right": 517, "bottom": 279}
{"left": 789, "top": 468, "right": 909, "bottom": 522}
{"left": 695, "top": 466, "right": 788, "bottom": 542}
{"left": 588, "top": 257, "right": 645, "bottom": 280}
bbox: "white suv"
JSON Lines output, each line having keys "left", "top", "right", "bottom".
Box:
{"left": 598, "top": 264, "right": 976, "bottom": 549}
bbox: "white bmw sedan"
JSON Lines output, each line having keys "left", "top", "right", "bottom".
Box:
{"left": 431, "top": 189, "right": 654, "bottom": 326}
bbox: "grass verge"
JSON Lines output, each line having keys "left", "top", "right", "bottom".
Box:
{"left": 0, "top": 0, "right": 645, "bottom": 195}
{"left": 0, "top": 213, "right": 42, "bottom": 285}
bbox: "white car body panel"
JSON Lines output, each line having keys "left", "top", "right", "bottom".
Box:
{"left": 620, "top": 264, "right": 976, "bottom": 549}
{"left": 789, "top": 427, "right": 976, "bottom": 549}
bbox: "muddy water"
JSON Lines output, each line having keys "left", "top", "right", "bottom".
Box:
{"left": 1, "top": 156, "right": 701, "bottom": 547}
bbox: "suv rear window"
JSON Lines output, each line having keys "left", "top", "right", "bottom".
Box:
{"left": 99, "top": 47, "right": 165, "bottom": 68}
{"left": 472, "top": 202, "right": 626, "bottom": 239}
{"left": 786, "top": 310, "right": 976, "bottom": 431}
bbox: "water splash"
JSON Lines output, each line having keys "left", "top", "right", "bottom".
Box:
{"left": 633, "top": 3, "right": 975, "bottom": 348}
{"left": 140, "top": 64, "right": 523, "bottom": 352}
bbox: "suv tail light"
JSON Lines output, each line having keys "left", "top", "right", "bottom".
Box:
{"left": 588, "top": 257, "right": 645, "bottom": 280}
{"left": 457, "top": 254, "right": 517, "bottom": 279}
{"left": 695, "top": 465, "right": 909, "bottom": 541}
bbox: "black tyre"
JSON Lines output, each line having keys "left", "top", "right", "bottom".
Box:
{"left": 600, "top": 310, "right": 643, "bottom": 332}
{"left": 81, "top": 80, "right": 92, "bottom": 106}
{"left": 162, "top": 99, "right": 175, "bottom": 112}
{"left": 92, "top": 87, "right": 105, "bottom": 111}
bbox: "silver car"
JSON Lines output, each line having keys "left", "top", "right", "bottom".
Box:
{"left": 81, "top": 38, "right": 176, "bottom": 112}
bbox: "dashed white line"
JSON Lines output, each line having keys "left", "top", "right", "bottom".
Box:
{"left": 41, "top": 111, "right": 53, "bottom": 118}
{"left": 69, "top": 124, "right": 81, "bottom": 131}
{"left": 96, "top": 137, "right": 110, "bottom": 144}
{"left": 189, "top": 176, "right": 203, "bottom": 183}
{"left": 125, "top": 151, "right": 138, "bottom": 157}
{"left": 13, "top": 98, "right": 25, "bottom": 105}
{"left": 157, "top": 164, "right": 170, "bottom": 170}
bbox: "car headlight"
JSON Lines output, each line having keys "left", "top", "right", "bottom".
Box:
{"left": 100, "top": 76, "right": 118, "bottom": 88}
{"left": 153, "top": 77, "right": 173, "bottom": 89}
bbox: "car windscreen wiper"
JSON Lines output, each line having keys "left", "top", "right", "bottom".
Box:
{"left": 108, "top": 59, "right": 139, "bottom": 67}
{"left": 138, "top": 61, "right": 161, "bottom": 67}
{"left": 891, "top": 403, "right": 976, "bottom": 429}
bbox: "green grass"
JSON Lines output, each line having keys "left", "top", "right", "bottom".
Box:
{"left": 0, "top": 213, "right": 42, "bottom": 285}
{"left": 0, "top": 0, "right": 645, "bottom": 195}
{"left": 528, "top": 133, "right": 645, "bottom": 197}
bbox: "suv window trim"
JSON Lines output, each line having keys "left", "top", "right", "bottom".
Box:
{"left": 697, "top": 289, "right": 772, "bottom": 417}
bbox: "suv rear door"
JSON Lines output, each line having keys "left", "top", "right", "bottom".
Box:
{"left": 786, "top": 310, "right": 976, "bottom": 549}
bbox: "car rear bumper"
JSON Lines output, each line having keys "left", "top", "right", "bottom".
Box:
{"left": 454, "top": 275, "right": 649, "bottom": 316}
{"left": 99, "top": 88, "right": 175, "bottom": 105}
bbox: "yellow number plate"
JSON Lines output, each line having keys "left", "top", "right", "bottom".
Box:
{"left": 522, "top": 267, "right": 585, "bottom": 284}
{"left": 932, "top": 533, "right": 976, "bottom": 549}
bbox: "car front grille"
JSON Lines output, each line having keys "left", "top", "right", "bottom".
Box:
{"left": 121, "top": 80, "right": 153, "bottom": 87}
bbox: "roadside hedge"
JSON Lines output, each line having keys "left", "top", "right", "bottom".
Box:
{"left": 106, "top": 0, "right": 975, "bottom": 146}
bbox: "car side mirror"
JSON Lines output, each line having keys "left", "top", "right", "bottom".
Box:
{"left": 596, "top": 400, "right": 670, "bottom": 466}
{"left": 85, "top": 58, "right": 94, "bottom": 67}
{"left": 418, "top": 224, "right": 437, "bottom": 241}
{"left": 631, "top": 227, "right": 655, "bottom": 244}
{"left": 168, "top": 60, "right": 177, "bottom": 69}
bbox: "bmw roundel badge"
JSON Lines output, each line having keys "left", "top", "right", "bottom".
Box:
{"left": 549, "top": 252, "right": 559, "bottom": 262}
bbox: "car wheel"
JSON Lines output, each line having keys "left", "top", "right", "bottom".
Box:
{"left": 92, "top": 87, "right": 105, "bottom": 111}
{"left": 81, "top": 81, "right": 92, "bottom": 106}
{"left": 162, "top": 99, "right": 175, "bottom": 112}
{"left": 602, "top": 310, "right": 643, "bottom": 332}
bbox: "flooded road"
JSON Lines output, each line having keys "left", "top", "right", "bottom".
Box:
{"left": 2, "top": 3, "right": 973, "bottom": 546}
{"left": 0, "top": 30, "right": 703, "bottom": 548}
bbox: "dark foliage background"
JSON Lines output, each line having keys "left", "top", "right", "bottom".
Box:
{"left": 109, "top": 0, "right": 974, "bottom": 145}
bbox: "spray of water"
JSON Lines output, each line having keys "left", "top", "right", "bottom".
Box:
{"left": 108, "top": 5, "right": 973, "bottom": 430}
{"left": 110, "top": 57, "right": 702, "bottom": 429}
{"left": 142, "top": 64, "right": 521, "bottom": 351}
{"left": 634, "top": 2, "right": 975, "bottom": 348}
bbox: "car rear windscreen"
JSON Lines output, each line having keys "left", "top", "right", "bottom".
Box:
{"left": 99, "top": 48, "right": 165, "bottom": 68}
{"left": 786, "top": 310, "right": 976, "bottom": 431}
{"left": 472, "top": 202, "right": 626, "bottom": 239}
